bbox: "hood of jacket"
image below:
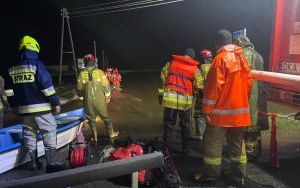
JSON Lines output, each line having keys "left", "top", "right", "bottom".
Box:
{"left": 19, "top": 49, "right": 39, "bottom": 61}
{"left": 217, "top": 44, "right": 243, "bottom": 55}
{"left": 236, "top": 35, "right": 254, "bottom": 49}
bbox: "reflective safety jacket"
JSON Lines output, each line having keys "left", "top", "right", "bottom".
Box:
{"left": 165, "top": 55, "right": 199, "bottom": 95}
{"left": 202, "top": 44, "right": 252, "bottom": 127}
{"left": 6, "top": 49, "right": 60, "bottom": 114}
{"left": 161, "top": 55, "right": 204, "bottom": 110}
{"left": 77, "top": 67, "right": 111, "bottom": 104}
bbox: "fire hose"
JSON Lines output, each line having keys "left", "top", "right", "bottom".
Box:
{"left": 70, "top": 120, "right": 87, "bottom": 168}
{"left": 70, "top": 146, "right": 86, "bottom": 168}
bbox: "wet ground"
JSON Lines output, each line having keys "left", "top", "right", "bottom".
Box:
{"left": 1, "top": 72, "right": 300, "bottom": 188}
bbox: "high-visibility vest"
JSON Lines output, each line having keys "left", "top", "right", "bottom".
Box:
{"left": 165, "top": 55, "right": 199, "bottom": 95}
{"left": 77, "top": 68, "right": 111, "bottom": 98}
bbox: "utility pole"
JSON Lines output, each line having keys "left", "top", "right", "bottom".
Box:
{"left": 59, "top": 8, "right": 78, "bottom": 86}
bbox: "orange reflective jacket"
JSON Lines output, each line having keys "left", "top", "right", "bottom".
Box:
{"left": 202, "top": 44, "right": 253, "bottom": 127}
{"left": 165, "top": 55, "right": 199, "bottom": 95}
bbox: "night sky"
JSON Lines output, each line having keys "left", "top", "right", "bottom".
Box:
{"left": 1, "top": 0, "right": 274, "bottom": 74}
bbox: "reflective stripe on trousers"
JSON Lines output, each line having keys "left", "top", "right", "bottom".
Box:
{"left": 22, "top": 113, "right": 57, "bottom": 152}
{"left": 203, "top": 125, "right": 246, "bottom": 178}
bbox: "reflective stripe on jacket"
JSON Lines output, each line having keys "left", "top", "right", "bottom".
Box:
{"left": 160, "top": 57, "right": 204, "bottom": 110}
{"left": 17, "top": 103, "right": 51, "bottom": 114}
{"left": 165, "top": 55, "right": 199, "bottom": 95}
{"left": 162, "top": 91, "right": 193, "bottom": 110}
{"left": 202, "top": 44, "right": 252, "bottom": 127}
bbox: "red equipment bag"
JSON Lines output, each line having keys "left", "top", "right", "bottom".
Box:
{"left": 110, "top": 147, "right": 131, "bottom": 160}
{"left": 110, "top": 144, "right": 146, "bottom": 183}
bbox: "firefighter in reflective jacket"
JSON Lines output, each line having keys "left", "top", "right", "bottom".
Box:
{"left": 192, "top": 49, "right": 213, "bottom": 140}
{"left": 77, "top": 54, "right": 119, "bottom": 144}
{"left": 6, "top": 35, "right": 63, "bottom": 173}
{"left": 161, "top": 48, "right": 204, "bottom": 154}
{"left": 195, "top": 30, "right": 252, "bottom": 186}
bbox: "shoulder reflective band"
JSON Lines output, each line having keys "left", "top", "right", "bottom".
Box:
{"left": 9, "top": 65, "right": 37, "bottom": 74}
{"left": 212, "top": 108, "right": 249, "bottom": 115}
{"left": 202, "top": 98, "right": 216, "bottom": 105}
{"left": 41, "top": 86, "right": 56, "bottom": 97}
{"left": 92, "top": 70, "right": 101, "bottom": 78}
{"left": 92, "top": 70, "right": 102, "bottom": 83}
{"left": 17, "top": 103, "right": 51, "bottom": 114}
{"left": 80, "top": 71, "right": 89, "bottom": 83}
{"left": 4, "top": 89, "right": 14, "bottom": 97}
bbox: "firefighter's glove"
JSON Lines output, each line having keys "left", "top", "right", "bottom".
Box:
{"left": 53, "top": 105, "right": 61, "bottom": 114}
{"left": 204, "top": 113, "right": 211, "bottom": 123}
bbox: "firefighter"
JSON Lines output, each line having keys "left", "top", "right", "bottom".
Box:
{"left": 235, "top": 35, "right": 269, "bottom": 161}
{"left": 160, "top": 48, "right": 204, "bottom": 154}
{"left": 77, "top": 54, "right": 119, "bottom": 144}
{"left": 195, "top": 30, "right": 252, "bottom": 186}
{"left": 0, "top": 75, "right": 9, "bottom": 127}
{"left": 6, "top": 35, "right": 64, "bottom": 173}
{"left": 192, "top": 49, "right": 213, "bottom": 140}
{"left": 112, "top": 68, "right": 122, "bottom": 90}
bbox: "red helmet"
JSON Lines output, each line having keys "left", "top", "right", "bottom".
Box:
{"left": 200, "top": 49, "right": 212, "bottom": 59}
{"left": 83, "top": 54, "right": 96, "bottom": 63}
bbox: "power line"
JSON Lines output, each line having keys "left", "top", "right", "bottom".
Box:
{"left": 70, "top": 0, "right": 170, "bottom": 15}
{"left": 69, "top": 0, "right": 132, "bottom": 11}
{"left": 70, "top": 0, "right": 185, "bottom": 18}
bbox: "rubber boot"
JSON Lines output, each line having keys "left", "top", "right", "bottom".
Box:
{"left": 28, "top": 151, "right": 42, "bottom": 170}
{"left": 46, "top": 148, "right": 65, "bottom": 173}
{"left": 104, "top": 119, "right": 119, "bottom": 139}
